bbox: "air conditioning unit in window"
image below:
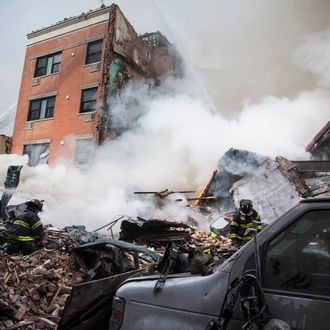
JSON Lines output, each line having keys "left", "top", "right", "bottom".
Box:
{"left": 32, "top": 77, "right": 41, "bottom": 86}
{"left": 84, "top": 112, "right": 95, "bottom": 122}
{"left": 89, "top": 62, "right": 100, "bottom": 72}
{"left": 25, "top": 122, "right": 33, "bottom": 130}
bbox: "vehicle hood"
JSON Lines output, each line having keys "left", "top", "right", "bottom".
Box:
{"left": 116, "top": 269, "right": 231, "bottom": 315}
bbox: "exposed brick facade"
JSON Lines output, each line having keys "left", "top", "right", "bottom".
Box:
{"left": 11, "top": 5, "right": 176, "bottom": 166}
{"left": 11, "top": 12, "right": 108, "bottom": 165}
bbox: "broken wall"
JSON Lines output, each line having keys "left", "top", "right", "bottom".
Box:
{"left": 151, "top": 46, "right": 176, "bottom": 78}
{"left": 306, "top": 120, "right": 330, "bottom": 160}
{"left": 310, "top": 139, "right": 330, "bottom": 160}
{"left": 110, "top": 6, "right": 175, "bottom": 91}
{"left": 231, "top": 158, "right": 301, "bottom": 223}
{"left": 97, "top": 5, "right": 177, "bottom": 144}
{"left": 112, "top": 7, "right": 152, "bottom": 78}
{"left": 112, "top": 7, "right": 174, "bottom": 78}
{"left": 208, "top": 148, "right": 269, "bottom": 211}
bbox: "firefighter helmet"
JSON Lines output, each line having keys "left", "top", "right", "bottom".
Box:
{"left": 26, "top": 199, "right": 43, "bottom": 211}
{"left": 239, "top": 199, "right": 253, "bottom": 214}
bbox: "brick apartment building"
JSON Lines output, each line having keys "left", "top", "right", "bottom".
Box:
{"left": 11, "top": 4, "right": 176, "bottom": 166}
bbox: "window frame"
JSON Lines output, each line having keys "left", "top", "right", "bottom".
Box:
{"left": 80, "top": 87, "right": 98, "bottom": 114}
{"left": 23, "top": 142, "right": 50, "bottom": 167}
{"left": 74, "top": 138, "right": 95, "bottom": 165}
{"left": 85, "top": 39, "right": 103, "bottom": 65}
{"left": 28, "top": 96, "right": 56, "bottom": 121}
{"left": 34, "top": 52, "right": 62, "bottom": 77}
{"left": 262, "top": 208, "right": 330, "bottom": 299}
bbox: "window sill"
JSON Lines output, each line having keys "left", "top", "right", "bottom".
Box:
{"left": 25, "top": 117, "right": 54, "bottom": 130}
{"left": 34, "top": 71, "right": 60, "bottom": 79}
{"left": 84, "top": 61, "right": 101, "bottom": 67}
{"left": 26, "top": 117, "right": 54, "bottom": 123}
{"left": 78, "top": 112, "right": 96, "bottom": 122}
{"left": 84, "top": 62, "right": 101, "bottom": 73}
{"left": 77, "top": 111, "right": 96, "bottom": 116}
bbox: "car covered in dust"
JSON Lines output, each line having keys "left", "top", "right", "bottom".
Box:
{"left": 110, "top": 198, "right": 330, "bottom": 330}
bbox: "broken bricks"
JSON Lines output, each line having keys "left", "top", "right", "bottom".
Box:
{"left": 0, "top": 233, "right": 82, "bottom": 330}
{"left": 0, "top": 218, "right": 233, "bottom": 329}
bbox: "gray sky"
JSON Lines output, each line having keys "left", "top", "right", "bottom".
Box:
{"left": 0, "top": 0, "right": 164, "bottom": 134}
{"left": 1, "top": 0, "right": 330, "bottom": 228}
{"left": 1, "top": 0, "right": 330, "bottom": 135}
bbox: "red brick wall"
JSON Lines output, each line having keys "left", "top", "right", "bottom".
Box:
{"left": 12, "top": 21, "right": 108, "bottom": 165}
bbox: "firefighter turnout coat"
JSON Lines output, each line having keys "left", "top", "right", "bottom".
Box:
{"left": 229, "top": 209, "right": 262, "bottom": 242}
{"left": 6, "top": 210, "right": 43, "bottom": 242}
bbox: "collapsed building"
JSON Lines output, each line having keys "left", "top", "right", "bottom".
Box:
{"left": 10, "top": 4, "right": 179, "bottom": 166}
{"left": 306, "top": 120, "right": 330, "bottom": 160}
{"left": 200, "top": 120, "right": 330, "bottom": 223}
{"left": 230, "top": 155, "right": 330, "bottom": 221}
{"left": 1, "top": 2, "right": 329, "bottom": 329}
{"left": 2, "top": 119, "right": 330, "bottom": 328}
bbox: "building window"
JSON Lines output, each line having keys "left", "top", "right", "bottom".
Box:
{"left": 28, "top": 96, "right": 55, "bottom": 121}
{"left": 80, "top": 88, "right": 97, "bottom": 113}
{"left": 74, "top": 138, "right": 94, "bottom": 165}
{"left": 23, "top": 143, "right": 50, "bottom": 167}
{"left": 34, "top": 52, "right": 62, "bottom": 77}
{"left": 86, "top": 40, "right": 103, "bottom": 64}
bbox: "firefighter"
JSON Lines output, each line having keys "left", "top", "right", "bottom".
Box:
{"left": 5, "top": 199, "right": 44, "bottom": 255}
{"left": 229, "top": 199, "right": 262, "bottom": 248}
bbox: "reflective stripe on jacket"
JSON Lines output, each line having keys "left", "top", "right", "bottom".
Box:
{"left": 7, "top": 209, "right": 43, "bottom": 241}
{"left": 6, "top": 233, "right": 34, "bottom": 242}
{"left": 229, "top": 209, "right": 262, "bottom": 242}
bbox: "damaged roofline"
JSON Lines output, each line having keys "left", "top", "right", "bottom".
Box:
{"left": 306, "top": 120, "right": 330, "bottom": 152}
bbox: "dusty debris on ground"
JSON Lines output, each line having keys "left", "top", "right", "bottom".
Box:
{"left": 0, "top": 220, "right": 228, "bottom": 329}
{"left": 0, "top": 215, "right": 234, "bottom": 329}
{"left": 58, "top": 225, "right": 235, "bottom": 330}
{"left": 189, "top": 229, "right": 233, "bottom": 250}
{"left": 0, "top": 230, "right": 86, "bottom": 329}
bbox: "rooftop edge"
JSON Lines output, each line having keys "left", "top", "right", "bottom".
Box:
{"left": 27, "top": 4, "right": 113, "bottom": 40}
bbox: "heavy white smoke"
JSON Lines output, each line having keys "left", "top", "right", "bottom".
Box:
{"left": 1, "top": 1, "right": 330, "bottom": 230}
{"left": 1, "top": 79, "right": 329, "bottom": 229}
{"left": 295, "top": 26, "right": 330, "bottom": 88}
{"left": 155, "top": 0, "right": 330, "bottom": 112}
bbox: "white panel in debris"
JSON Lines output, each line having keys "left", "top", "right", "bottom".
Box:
{"left": 230, "top": 159, "right": 301, "bottom": 224}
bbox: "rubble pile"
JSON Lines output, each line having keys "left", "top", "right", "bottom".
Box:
{"left": 0, "top": 253, "right": 83, "bottom": 329}
{"left": 0, "top": 219, "right": 234, "bottom": 329}
{"left": 189, "top": 229, "right": 233, "bottom": 250}
{"left": 0, "top": 232, "right": 86, "bottom": 329}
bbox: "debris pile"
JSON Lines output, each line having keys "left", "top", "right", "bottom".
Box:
{"left": 119, "top": 217, "right": 192, "bottom": 245}
{"left": 189, "top": 230, "right": 233, "bottom": 250}
{"left": 0, "top": 247, "right": 84, "bottom": 329}
{"left": 0, "top": 217, "right": 235, "bottom": 329}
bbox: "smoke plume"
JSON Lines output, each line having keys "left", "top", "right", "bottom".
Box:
{"left": 1, "top": 0, "right": 330, "bottom": 230}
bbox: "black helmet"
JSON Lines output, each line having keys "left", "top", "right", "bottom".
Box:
{"left": 239, "top": 199, "right": 253, "bottom": 214}
{"left": 26, "top": 199, "right": 43, "bottom": 211}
